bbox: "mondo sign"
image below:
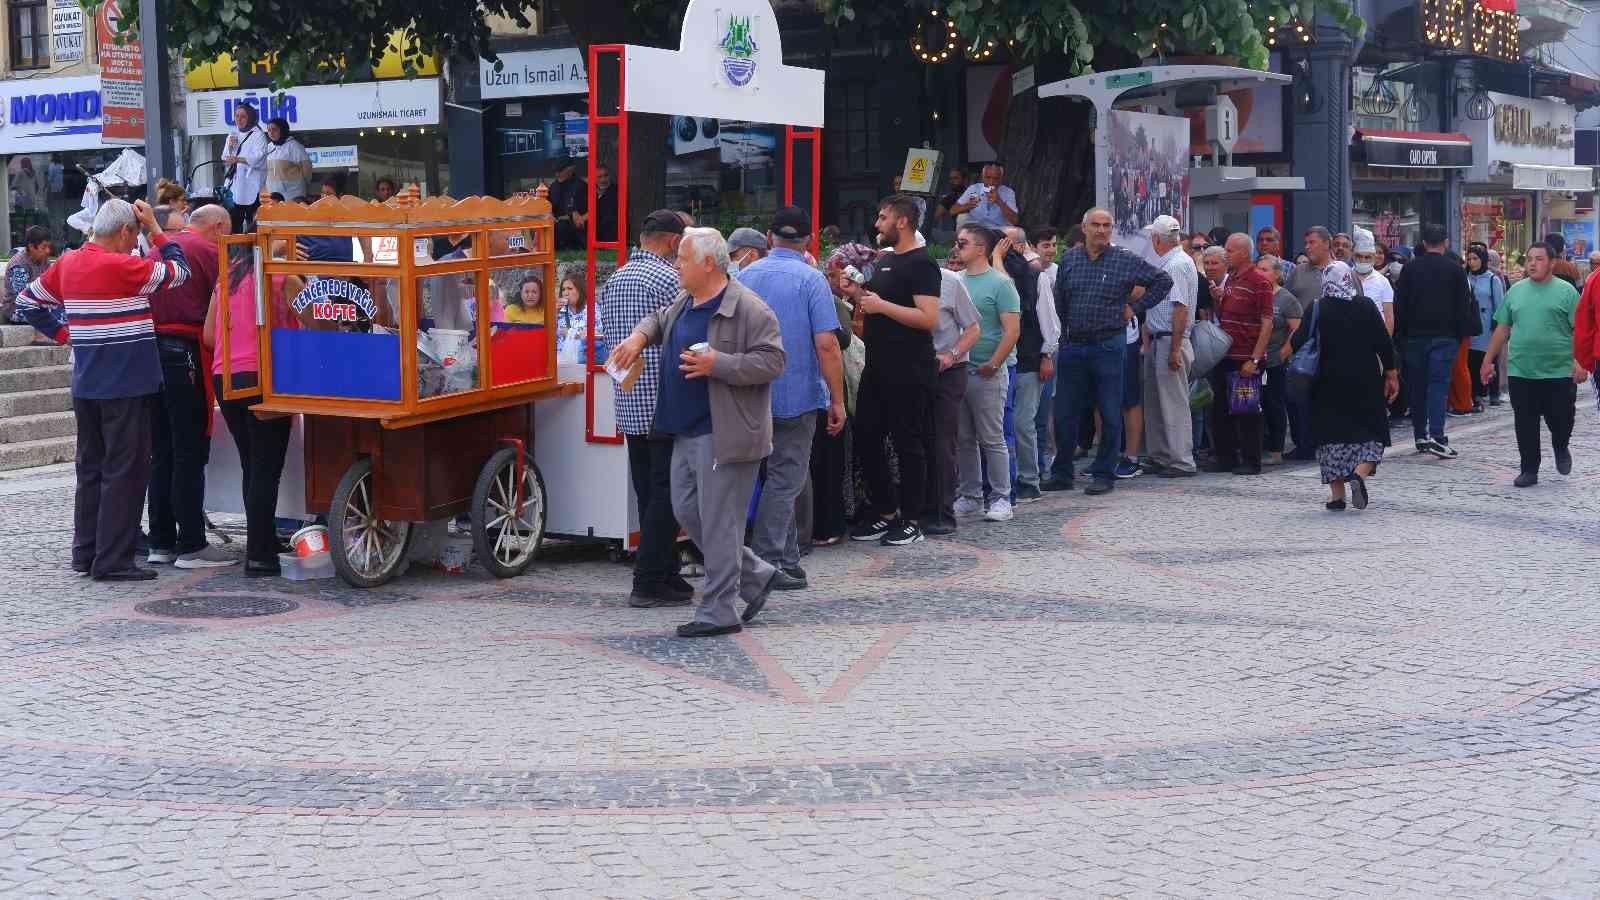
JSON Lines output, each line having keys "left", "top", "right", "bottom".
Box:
{"left": 0, "top": 76, "right": 105, "bottom": 152}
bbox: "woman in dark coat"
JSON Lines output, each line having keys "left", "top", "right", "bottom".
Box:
{"left": 1289, "top": 261, "right": 1399, "bottom": 510}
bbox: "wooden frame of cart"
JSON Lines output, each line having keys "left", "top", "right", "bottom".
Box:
{"left": 215, "top": 191, "right": 577, "bottom": 587}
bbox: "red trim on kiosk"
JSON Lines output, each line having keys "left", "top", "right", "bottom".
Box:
{"left": 586, "top": 44, "right": 628, "bottom": 445}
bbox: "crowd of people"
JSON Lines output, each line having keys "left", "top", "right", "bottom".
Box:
{"left": 9, "top": 134, "right": 1600, "bottom": 635}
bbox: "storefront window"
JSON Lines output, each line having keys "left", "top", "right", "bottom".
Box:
{"left": 1461, "top": 194, "right": 1532, "bottom": 272}
{"left": 665, "top": 119, "right": 780, "bottom": 230}
{"left": 1353, "top": 191, "right": 1422, "bottom": 252}
{"left": 7, "top": 149, "right": 128, "bottom": 253}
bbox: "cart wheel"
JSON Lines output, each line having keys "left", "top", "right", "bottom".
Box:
{"left": 328, "top": 458, "right": 414, "bottom": 588}
{"left": 471, "top": 446, "right": 547, "bottom": 579}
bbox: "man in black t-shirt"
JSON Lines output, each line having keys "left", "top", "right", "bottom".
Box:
{"left": 839, "top": 195, "right": 942, "bottom": 547}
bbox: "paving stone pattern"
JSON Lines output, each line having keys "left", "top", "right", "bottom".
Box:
{"left": 2, "top": 407, "right": 1599, "bottom": 897}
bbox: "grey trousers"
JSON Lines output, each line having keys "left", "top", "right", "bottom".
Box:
{"left": 1012, "top": 367, "right": 1047, "bottom": 487}
{"left": 957, "top": 367, "right": 1011, "bottom": 501}
{"left": 751, "top": 411, "right": 817, "bottom": 569}
{"left": 671, "top": 433, "right": 777, "bottom": 628}
{"left": 1142, "top": 334, "right": 1196, "bottom": 472}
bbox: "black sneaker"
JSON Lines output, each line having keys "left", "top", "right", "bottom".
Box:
{"left": 1039, "top": 477, "right": 1076, "bottom": 492}
{"left": 850, "top": 519, "right": 891, "bottom": 542}
{"left": 1083, "top": 479, "right": 1114, "bottom": 496}
{"left": 880, "top": 520, "right": 925, "bottom": 546}
{"left": 1556, "top": 449, "right": 1572, "bottom": 475}
{"left": 1014, "top": 483, "right": 1043, "bottom": 503}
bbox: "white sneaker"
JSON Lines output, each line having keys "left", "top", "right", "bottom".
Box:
{"left": 984, "top": 498, "right": 1014, "bottom": 522}
{"left": 174, "top": 545, "right": 238, "bottom": 569}
{"left": 952, "top": 497, "right": 985, "bottom": 519}
{"left": 146, "top": 549, "right": 175, "bottom": 565}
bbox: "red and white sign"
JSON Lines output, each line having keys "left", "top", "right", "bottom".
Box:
{"left": 97, "top": 0, "right": 144, "bottom": 144}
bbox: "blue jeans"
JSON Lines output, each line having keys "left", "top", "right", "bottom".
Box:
{"left": 1404, "top": 337, "right": 1458, "bottom": 442}
{"left": 1035, "top": 374, "right": 1055, "bottom": 468}
{"left": 1050, "top": 334, "right": 1125, "bottom": 482}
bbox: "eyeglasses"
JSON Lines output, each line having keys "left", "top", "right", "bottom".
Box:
{"left": 953, "top": 239, "right": 971, "bottom": 249}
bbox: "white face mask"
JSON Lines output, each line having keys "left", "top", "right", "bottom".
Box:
{"left": 1354, "top": 261, "right": 1375, "bottom": 275}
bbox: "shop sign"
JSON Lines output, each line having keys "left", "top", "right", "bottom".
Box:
{"left": 1464, "top": 91, "right": 1576, "bottom": 179}
{"left": 307, "top": 146, "right": 359, "bottom": 169}
{"left": 0, "top": 76, "right": 104, "bottom": 152}
{"left": 186, "top": 79, "right": 441, "bottom": 136}
{"left": 293, "top": 278, "right": 376, "bottom": 321}
{"left": 1511, "top": 164, "right": 1594, "bottom": 192}
{"left": 186, "top": 31, "right": 439, "bottom": 90}
{"left": 1359, "top": 132, "right": 1473, "bottom": 168}
{"left": 479, "top": 49, "right": 587, "bottom": 99}
{"left": 51, "top": 0, "right": 84, "bottom": 63}
{"left": 96, "top": 0, "right": 145, "bottom": 144}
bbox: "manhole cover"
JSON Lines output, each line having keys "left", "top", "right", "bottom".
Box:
{"left": 135, "top": 595, "right": 299, "bottom": 620}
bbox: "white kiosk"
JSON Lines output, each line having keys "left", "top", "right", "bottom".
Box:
{"left": 533, "top": 0, "right": 825, "bottom": 552}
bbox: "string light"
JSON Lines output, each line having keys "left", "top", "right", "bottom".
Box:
{"left": 966, "top": 38, "right": 996, "bottom": 61}
{"left": 911, "top": 9, "right": 960, "bottom": 64}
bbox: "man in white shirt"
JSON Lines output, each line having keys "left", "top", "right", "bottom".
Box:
{"left": 1353, "top": 227, "right": 1394, "bottom": 333}
{"left": 1140, "top": 215, "right": 1199, "bottom": 476}
{"left": 1002, "top": 226, "right": 1061, "bottom": 500}
{"left": 950, "top": 164, "right": 1020, "bottom": 229}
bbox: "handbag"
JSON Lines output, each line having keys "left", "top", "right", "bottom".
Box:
{"left": 1189, "top": 318, "right": 1233, "bottom": 380}
{"left": 1226, "top": 370, "right": 1262, "bottom": 415}
{"left": 1188, "top": 377, "right": 1214, "bottom": 410}
{"left": 1286, "top": 299, "right": 1321, "bottom": 404}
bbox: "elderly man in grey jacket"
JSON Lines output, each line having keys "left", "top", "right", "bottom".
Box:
{"left": 610, "top": 227, "right": 788, "bottom": 637}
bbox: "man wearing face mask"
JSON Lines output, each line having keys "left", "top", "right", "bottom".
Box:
{"left": 727, "top": 228, "right": 768, "bottom": 274}
{"left": 1352, "top": 228, "right": 1394, "bottom": 334}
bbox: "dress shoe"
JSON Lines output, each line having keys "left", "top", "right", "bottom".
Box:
{"left": 93, "top": 567, "right": 158, "bottom": 582}
{"left": 1231, "top": 464, "right": 1263, "bottom": 476}
{"left": 676, "top": 621, "right": 742, "bottom": 638}
{"left": 1083, "top": 479, "right": 1114, "bottom": 496}
{"left": 1556, "top": 449, "right": 1572, "bottom": 475}
{"left": 742, "top": 569, "right": 783, "bottom": 623}
{"left": 1157, "top": 466, "right": 1197, "bottom": 478}
{"left": 1039, "top": 477, "right": 1076, "bottom": 492}
{"left": 629, "top": 585, "right": 692, "bottom": 608}
{"left": 770, "top": 569, "right": 806, "bottom": 591}
{"left": 244, "top": 560, "right": 282, "bottom": 578}
{"left": 1513, "top": 471, "right": 1539, "bottom": 488}
{"left": 921, "top": 520, "right": 957, "bottom": 536}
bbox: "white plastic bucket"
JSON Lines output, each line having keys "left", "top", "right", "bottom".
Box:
{"left": 290, "top": 525, "right": 328, "bottom": 558}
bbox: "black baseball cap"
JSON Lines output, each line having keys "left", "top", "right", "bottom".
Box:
{"left": 771, "top": 206, "right": 811, "bottom": 240}
{"left": 641, "top": 209, "right": 686, "bottom": 235}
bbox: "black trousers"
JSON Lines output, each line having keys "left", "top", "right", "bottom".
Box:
{"left": 149, "top": 338, "right": 212, "bottom": 555}
{"left": 1508, "top": 376, "right": 1576, "bottom": 474}
{"left": 625, "top": 433, "right": 681, "bottom": 590}
{"left": 214, "top": 374, "right": 292, "bottom": 565}
{"left": 1467, "top": 349, "right": 1501, "bottom": 403}
{"left": 855, "top": 367, "right": 934, "bottom": 523}
{"left": 810, "top": 417, "right": 849, "bottom": 542}
{"left": 73, "top": 395, "right": 154, "bottom": 576}
{"left": 230, "top": 201, "right": 259, "bottom": 235}
{"left": 923, "top": 364, "right": 969, "bottom": 530}
{"left": 1209, "top": 361, "right": 1264, "bottom": 468}
{"left": 1262, "top": 364, "right": 1289, "bottom": 453}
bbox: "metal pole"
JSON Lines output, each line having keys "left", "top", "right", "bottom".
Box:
{"left": 138, "top": 0, "right": 175, "bottom": 183}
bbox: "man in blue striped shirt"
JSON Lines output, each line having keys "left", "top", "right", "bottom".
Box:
{"left": 737, "top": 208, "right": 845, "bottom": 588}
{"left": 17, "top": 199, "right": 190, "bottom": 581}
{"left": 597, "top": 209, "right": 692, "bottom": 607}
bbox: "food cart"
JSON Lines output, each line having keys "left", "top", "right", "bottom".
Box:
{"left": 537, "top": 0, "right": 823, "bottom": 554}
{"left": 214, "top": 190, "right": 577, "bottom": 587}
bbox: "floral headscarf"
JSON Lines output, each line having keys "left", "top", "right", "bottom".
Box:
{"left": 826, "top": 242, "right": 877, "bottom": 275}
{"left": 1321, "top": 260, "right": 1358, "bottom": 301}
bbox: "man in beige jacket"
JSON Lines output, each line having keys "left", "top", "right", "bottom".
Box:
{"left": 610, "top": 228, "right": 788, "bottom": 637}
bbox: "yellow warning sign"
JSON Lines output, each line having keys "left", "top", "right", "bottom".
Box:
{"left": 899, "top": 148, "right": 942, "bottom": 195}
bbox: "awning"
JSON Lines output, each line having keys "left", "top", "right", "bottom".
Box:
{"left": 1355, "top": 129, "right": 1474, "bottom": 168}
{"left": 1511, "top": 163, "right": 1594, "bottom": 191}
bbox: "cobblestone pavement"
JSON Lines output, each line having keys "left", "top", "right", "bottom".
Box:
{"left": 3, "top": 406, "right": 1599, "bottom": 897}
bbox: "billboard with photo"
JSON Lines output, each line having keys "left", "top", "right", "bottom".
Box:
{"left": 1108, "top": 110, "right": 1190, "bottom": 263}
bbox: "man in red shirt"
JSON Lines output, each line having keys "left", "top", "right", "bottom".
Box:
{"left": 1208, "top": 233, "right": 1276, "bottom": 475}
{"left": 1577, "top": 264, "right": 1600, "bottom": 382}
{"left": 144, "top": 203, "right": 233, "bottom": 570}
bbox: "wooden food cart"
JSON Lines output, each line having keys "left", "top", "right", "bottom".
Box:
{"left": 215, "top": 191, "right": 577, "bottom": 587}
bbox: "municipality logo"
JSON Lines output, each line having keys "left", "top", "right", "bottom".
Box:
{"left": 717, "top": 14, "right": 758, "bottom": 88}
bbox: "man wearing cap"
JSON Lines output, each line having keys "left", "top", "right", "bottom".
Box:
{"left": 1141, "top": 215, "right": 1200, "bottom": 476}
{"left": 727, "top": 228, "right": 768, "bottom": 273}
{"left": 598, "top": 210, "right": 693, "bottom": 608}
{"left": 739, "top": 208, "right": 846, "bottom": 587}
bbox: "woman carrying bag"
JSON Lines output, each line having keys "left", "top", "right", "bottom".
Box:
{"left": 223, "top": 103, "right": 268, "bottom": 232}
{"left": 1287, "top": 261, "right": 1399, "bottom": 511}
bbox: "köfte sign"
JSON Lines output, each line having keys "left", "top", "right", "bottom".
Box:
{"left": 0, "top": 75, "right": 105, "bottom": 152}
{"left": 186, "top": 78, "right": 441, "bottom": 135}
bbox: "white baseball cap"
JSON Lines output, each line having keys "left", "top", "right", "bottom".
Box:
{"left": 1143, "top": 215, "right": 1183, "bottom": 238}
{"left": 1353, "top": 227, "right": 1377, "bottom": 254}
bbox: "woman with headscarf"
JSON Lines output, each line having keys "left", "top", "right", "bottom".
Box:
{"left": 1466, "top": 246, "right": 1505, "bottom": 409}
{"left": 1289, "top": 261, "right": 1399, "bottom": 510}
{"left": 223, "top": 103, "right": 268, "bottom": 232}
{"left": 263, "top": 117, "right": 313, "bottom": 201}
